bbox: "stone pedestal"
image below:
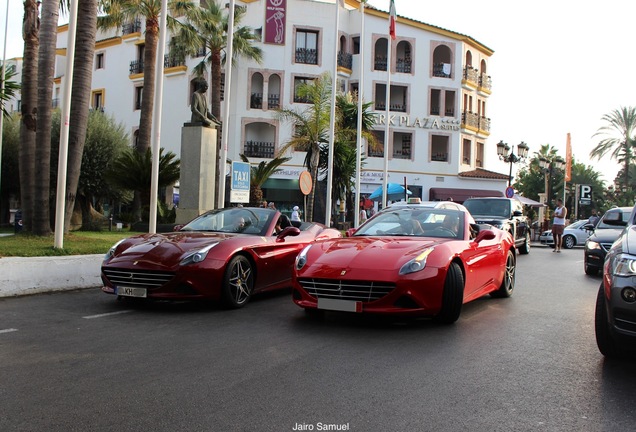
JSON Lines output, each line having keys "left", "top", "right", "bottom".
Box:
{"left": 176, "top": 125, "right": 217, "bottom": 224}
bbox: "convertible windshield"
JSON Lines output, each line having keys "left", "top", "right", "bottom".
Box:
{"left": 180, "top": 208, "right": 275, "bottom": 235}
{"left": 355, "top": 208, "right": 465, "bottom": 239}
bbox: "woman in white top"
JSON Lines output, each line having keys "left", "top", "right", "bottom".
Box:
{"left": 291, "top": 206, "right": 302, "bottom": 222}
{"left": 552, "top": 198, "right": 567, "bottom": 252}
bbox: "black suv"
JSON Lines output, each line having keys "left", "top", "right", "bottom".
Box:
{"left": 583, "top": 206, "right": 632, "bottom": 275}
{"left": 463, "top": 197, "right": 531, "bottom": 254}
{"left": 595, "top": 203, "right": 636, "bottom": 357}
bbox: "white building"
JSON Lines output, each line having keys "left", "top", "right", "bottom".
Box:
{"left": 7, "top": 0, "right": 509, "bottom": 216}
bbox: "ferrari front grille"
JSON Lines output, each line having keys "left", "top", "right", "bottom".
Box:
{"left": 298, "top": 278, "right": 395, "bottom": 302}
{"left": 102, "top": 267, "right": 175, "bottom": 289}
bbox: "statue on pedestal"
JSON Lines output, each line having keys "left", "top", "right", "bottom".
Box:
{"left": 190, "top": 78, "right": 221, "bottom": 128}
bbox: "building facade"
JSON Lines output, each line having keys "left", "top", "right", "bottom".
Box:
{"left": 6, "top": 0, "right": 509, "bottom": 217}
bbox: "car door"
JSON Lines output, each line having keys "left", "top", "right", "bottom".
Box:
{"left": 459, "top": 229, "right": 505, "bottom": 300}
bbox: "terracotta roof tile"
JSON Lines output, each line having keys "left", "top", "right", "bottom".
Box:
{"left": 458, "top": 168, "right": 509, "bottom": 180}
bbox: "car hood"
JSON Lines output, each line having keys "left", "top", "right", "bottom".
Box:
{"left": 470, "top": 215, "right": 509, "bottom": 222}
{"left": 588, "top": 228, "right": 625, "bottom": 244}
{"left": 107, "top": 232, "right": 238, "bottom": 265}
{"left": 306, "top": 236, "right": 443, "bottom": 271}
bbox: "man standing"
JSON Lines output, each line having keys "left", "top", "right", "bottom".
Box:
{"left": 588, "top": 209, "right": 600, "bottom": 227}
{"left": 552, "top": 198, "right": 568, "bottom": 252}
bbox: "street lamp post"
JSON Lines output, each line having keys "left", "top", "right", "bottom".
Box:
{"left": 496, "top": 140, "right": 529, "bottom": 187}
{"left": 539, "top": 155, "right": 565, "bottom": 229}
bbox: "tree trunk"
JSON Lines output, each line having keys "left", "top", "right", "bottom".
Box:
{"left": 306, "top": 146, "right": 320, "bottom": 223}
{"left": 132, "top": 16, "right": 159, "bottom": 220}
{"left": 64, "top": 0, "right": 97, "bottom": 233}
{"left": 210, "top": 49, "right": 222, "bottom": 121}
{"left": 32, "top": 0, "right": 58, "bottom": 236}
{"left": 18, "top": 0, "right": 40, "bottom": 233}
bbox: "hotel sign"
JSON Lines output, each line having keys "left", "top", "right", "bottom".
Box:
{"left": 374, "top": 113, "right": 461, "bottom": 131}
{"left": 265, "top": 0, "right": 286, "bottom": 45}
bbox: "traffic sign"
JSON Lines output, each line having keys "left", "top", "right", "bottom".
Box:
{"left": 299, "top": 171, "right": 312, "bottom": 195}
{"left": 505, "top": 186, "right": 515, "bottom": 198}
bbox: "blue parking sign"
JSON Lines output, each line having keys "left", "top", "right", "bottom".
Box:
{"left": 231, "top": 161, "right": 251, "bottom": 191}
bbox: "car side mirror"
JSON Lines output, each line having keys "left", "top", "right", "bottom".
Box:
{"left": 583, "top": 223, "right": 594, "bottom": 231}
{"left": 276, "top": 226, "right": 301, "bottom": 242}
{"left": 512, "top": 210, "right": 523, "bottom": 217}
{"left": 345, "top": 228, "right": 357, "bottom": 237}
{"left": 474, "top": 229, "right": 496, "bottom": 243}
{"left": 173, "top": 224, "right": 184, "bottom": 231}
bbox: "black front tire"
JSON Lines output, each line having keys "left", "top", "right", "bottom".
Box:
{"left": 519, "top": 232, "right": 531, "bottom": 255}
{"left": 491, "top": 250, "right": 515, "bottom": 298}
{"left": 595, "top": 283, "right": 621, "bottom": 357}
{"left": 434, "top": 262, "right": 464, "bottom": 324}
{"left": 221, "top": 255, "right": 254, "bottom": 308}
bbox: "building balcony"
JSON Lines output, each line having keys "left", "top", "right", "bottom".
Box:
{"left": 374, "top": 56, "right": 387, "bottom": 71}
{"left": 337, "top": 51, "right": 352, "bottom": 70}
{"left": 431, "top": 153, "right": 448, "bottom": 162}
{"left": 433, "top": 63, "right": 451, "bottom": 78}
{"left": 267, "top": 94, "right": 280, "bottom": 109}
{"left": 295, "top": 48, "right": 318, "bottom": 65}
{"left": 396, "top": 58, "right": 411, "bottom": 73}
{"left": 164, "top": 54, "right": 185, "bottom": 68}
{"left": 478, "top": 73, "right": 492, "bottom": 93}
{"left": 374, "top": 102, "right": 406, "bottom": 113}
{"left": 122, "top": 20, "right": 141, "bottom": 36}
{"left": 478, "top": 116, "right": 491, "bottom": 133}
{"left": 129, "top": 59, "right": 143, "bottom": 75}
{"left": 463, "top": 66, "right": 479, "bottom": 86}
{"left": 461, "top": 111, "right": 479, "bottom": 129}
{"left": 244, "top": 141, "right": 275, "bottom": 159}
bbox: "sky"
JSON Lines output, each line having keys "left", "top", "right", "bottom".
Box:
{"left": 1, "top": 0, "right": 635, "bottom": 184}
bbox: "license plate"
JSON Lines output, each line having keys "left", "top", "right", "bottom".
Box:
{"left": 317, "top": 298, "right": 362, "bottom": 312}
{"left": 116, "top": 286, "right": 147, "bottom": 298}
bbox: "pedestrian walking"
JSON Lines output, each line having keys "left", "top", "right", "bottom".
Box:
{"left": 552, "top": 198, "right": 568, "bottom": 252}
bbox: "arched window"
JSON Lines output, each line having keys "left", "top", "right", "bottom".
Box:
{"left": 268, "top": 74, "right": 281, "bottom": 109}
{"left": 250, "top": 72, "right": 264, "bottom": 109}
{"left": 374, "top": 38, "right": 388, "bottom": 71}
{"left": 396, "top": 41, "right": 412, "bottom": 73}
{"left": 432, "top": 45, "right": 452, "bottom": 78}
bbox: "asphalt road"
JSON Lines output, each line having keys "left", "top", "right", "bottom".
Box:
{"left": 1, "top": 244, "right": 635, "bottom": 432}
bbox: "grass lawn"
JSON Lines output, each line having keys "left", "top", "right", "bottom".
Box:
{"left": 0, "top": 230, "right": 133, "bottom": 257}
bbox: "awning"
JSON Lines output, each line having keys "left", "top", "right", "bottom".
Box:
{"left": 514, "top": 194, "right": 545, "bottom": 207}
{"left": 429, "top": 187, "right": 503, "bottom": 203}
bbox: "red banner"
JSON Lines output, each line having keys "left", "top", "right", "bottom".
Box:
{"left": 265, "top": 0, "right": 286, "bottom": 45}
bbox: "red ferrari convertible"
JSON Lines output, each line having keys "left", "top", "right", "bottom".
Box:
{"left": 292, "top": 206, "right": 516, "bottom": 323}
{"left": 101, "top": 207, "right": 341, "bottom": 308}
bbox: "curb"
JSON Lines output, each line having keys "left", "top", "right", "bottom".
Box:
{"left": 0, "top": 254, "right": 104, "bottom": 298}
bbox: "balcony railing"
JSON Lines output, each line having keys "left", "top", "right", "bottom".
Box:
{"left": 295, "top": 48, "right": 318, "bottom": 65}
{"left": 463, "top": 66, "right": 479, "bottom": 85}
{"left": 396, "top": 58, "right": 411, "bottom": 73}
{"left": 129, "top": 59, "right": 143, "bottom": 74}
{"left": 478, "top": 116, "right": 491, "bottom": 132}
{"left": 164, "top": 54, "right": 185, "bottom": 68}
{"left": 293, "top": 93, "right": 311, "bottom": 104}
{"left": 250, "top": 93, "right": 263, "bottom": 109}
{"left": 462, "top": 111, "right": 479, "bottom": 129}
{"left": 479, "top": 73, "right": 492, "bottom": 91}
{"left": 374, "top": 56, "right": 387, "bottom": 71}
{"left": 433, "top": 63, "right": 451, "bottom": 78}
{"left": 368, "top": 147, "right": 384, "bottom": 158}
{"left": 374, "top": 102, "right": 406, "bottom": 112}
{"left": 267, "top": 94, "right": 280, "bottom": 109}
{"left": 431, "top": 153, "right": 448, "bottom": 162}
{"left": 122, "top": 20, "right": 141, "bottom": 35}
{"left": 337, "top": 51, "right": 352, "bottom": 70}
{"left": 244, "top": 141, "right": 275, "bottom": 159}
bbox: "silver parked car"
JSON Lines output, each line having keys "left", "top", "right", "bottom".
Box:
{"left": 539, "top": 219, "right": 592, "bottom": 249}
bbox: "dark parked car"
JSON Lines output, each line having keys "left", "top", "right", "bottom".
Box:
{"left": 595, "top": 203, "right": 636, "bottom": 357}
{"left": 463, "top": 197, "right": 531, "bottom": 254}
{"left": 584, "top": 206, "right": 632, "bottom": 275}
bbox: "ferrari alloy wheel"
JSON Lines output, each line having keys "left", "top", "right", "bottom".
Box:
{"left": 594, "top": 283, "right": 621, "bottom": 357}
{"left": 434, "top": 262, "right": 464, "bottom": 324}
{"left": 519, "top": 232, "right": 531, "bottom": 255}
{"left": 491, "top": 250, "right": 515, "bottom": 298}
{"left": 563, "top": 235, "right": 575, "bottom": 249}
{"left": 221, "top": 255, "right": 254, "bottom": 308}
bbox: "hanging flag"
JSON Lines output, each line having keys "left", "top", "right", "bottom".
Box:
{"left": 565, "top": 133, "right": 572, "bottom": 182}
{"left": 389, "top": 0, "right": 397, "bottom": 40}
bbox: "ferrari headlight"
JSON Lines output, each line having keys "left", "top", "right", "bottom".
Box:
{"left": 586, "top": 240, "right": 601, "bottom": 250}
{"left": 104, "top": 239, "right": 126, "bottom": 261}
{"left": 611, "top": 254, "right": 636, "bottom": 276}
{"left": 180, "top": 243, "right": 219, "bottom": 266}
{"left": 296, "top": 245, "right": 312, "bottom": 270}
{"left": 399, "top": 248, "right": 434, "bottom": 275}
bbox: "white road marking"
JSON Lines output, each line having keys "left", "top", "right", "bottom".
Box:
{"left": 82, "top": 310, "right": 134, "bottom": 320}
{"left": 0, "top": 328, "right": 18, "bottom": 334}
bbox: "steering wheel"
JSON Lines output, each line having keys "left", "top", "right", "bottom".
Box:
{"left": 433, "top": 227, "right": 457, "bottom": 237}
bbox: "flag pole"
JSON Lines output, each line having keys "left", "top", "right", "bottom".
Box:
{"left": 325, "top": 0, "right": 340, "bottom": 226}
{"left": 354, "top": 0, "right": 366, "bottom": 227}
{"left": 382, "top": 0, "right": 396, "bottom": 208}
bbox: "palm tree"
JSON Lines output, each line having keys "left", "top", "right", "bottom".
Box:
{"left": 590, "top": 106, "right": 636, "bottom": 190}
{"left": 0, "top": 63, "right": 20, "bottom": 116}
{"left": 64, "top": 0, "right": 99, "bottom": 233}
{"left": 239, "top": 154, "right": 291, "bottom": 206}
{"left": 277, "top": 73, "right": 332, "bottom": 222}
{"left": 172, "top": 1, "right": 263, "bottom": 120}
{"left": 107, "top": 147, "right": 180, "bottom": 220}
{"left": 98, "top": 0, "right": 193, "bottom": 220}
{"left": 18, "top": 0, "right": 40, "bottom": 233}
